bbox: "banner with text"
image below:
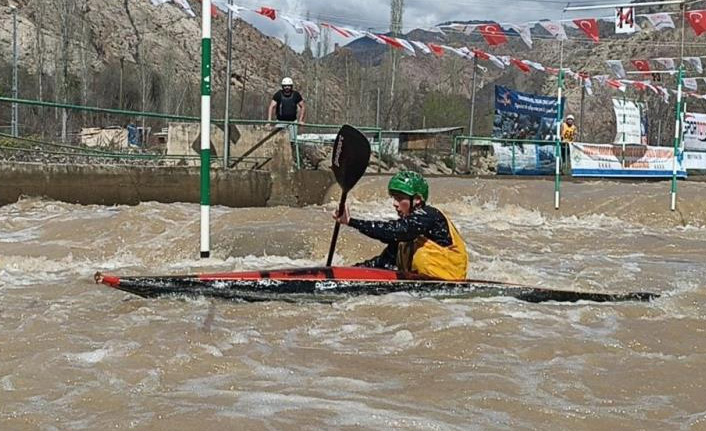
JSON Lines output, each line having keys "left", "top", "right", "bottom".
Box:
{"left": 493, "top": 86, "right": 563, "bottom": 175}
{"left": 571, "top": 143, "right": 686, "bottom": 178}
{"left": 683, "top": 112, "right": 706, "bottom": 151}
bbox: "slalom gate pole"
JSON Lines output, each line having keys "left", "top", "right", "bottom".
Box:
{"left": 200, "top": 0, "right": 212, "bottom": 258}
{"left": 554, "top": 68, "right": 564, "bottom": 210}
{"left": 671, "top": 66, "right": 683, "bottom": 211}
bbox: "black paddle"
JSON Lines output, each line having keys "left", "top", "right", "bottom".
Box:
{"left": 325, "top": 125, "right": 371, "bottom": 266}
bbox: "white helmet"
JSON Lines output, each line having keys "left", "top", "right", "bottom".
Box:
{"left": 566, "top": 114, "right": 575, "bottom": 120}
{"left": 281, "top": 77, "right": 294, "bottom": 86}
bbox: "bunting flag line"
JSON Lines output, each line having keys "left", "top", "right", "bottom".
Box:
{"left": 146, "top": 0, "right": 706, "bottom": 103}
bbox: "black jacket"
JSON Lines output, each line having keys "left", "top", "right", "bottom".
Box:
{"left": 349, "top": 204, "right": 452, "bottom": 270}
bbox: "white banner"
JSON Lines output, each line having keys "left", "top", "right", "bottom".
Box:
{"left": 683, "top": 112, "right": 706, "bottom": 151}
{"left": 613, "top": 99, "right": 644, "bottom": 144}
{"left": 683, "top": 151, "right": 706, "bottom": 170}
{"left": 571, "top": 143, "right": 686, "bottom": 177}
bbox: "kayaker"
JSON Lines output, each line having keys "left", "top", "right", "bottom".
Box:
{"left": 333, "top": 171, "right": 468, "bottom": 280}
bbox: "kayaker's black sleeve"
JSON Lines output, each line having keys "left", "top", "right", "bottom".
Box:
{"left": 354, "top": 243, "right": 398, "bottom": 269}
{"left": 348, "top": 206, "right": 452, "bottom": 246}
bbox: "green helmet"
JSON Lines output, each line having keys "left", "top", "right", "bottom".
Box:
{"left": 388, "top": 171, "right": 429, "bottom": 201}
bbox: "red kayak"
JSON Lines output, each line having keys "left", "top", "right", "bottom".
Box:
{"left": 94, "top": 266, "right": 658, "bottom": 303}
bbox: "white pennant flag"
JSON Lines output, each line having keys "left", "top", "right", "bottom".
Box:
{"left": 281, "top": 16, "right": 321, "bottom": 40}
{"left": 503, "top": 24, "right": 533, "bottom": 48}
{"left": 684, "top": 57, "right": 703, "bottom": 74}
{"left": 365, "top": 32, "right": 387, "bottom": 45}
{"left": 645, "top": 13, "right": 675, "bottom": 31}
{"left": 539, "top": 21, "right": 568, "bottom": 40}
{"left": 585, "top": 77, "right": 594, "bottom": 96}
{"left": 658, "top": 86, "right": 670, "bottom": 103}
{"left": 593, "top": 75, "right": 609, "bottom": 86}
{"left": 653, "top": 57, "right": 676, "bottom": 71}
{"left": 396, "top": 38, "right": 417, "bottom": 56}
{"left": 523, "top": 60, "right": 545, "bottom": 72}
{"left": 442, "top": 23, "right": 478, "bottom": 35}
{"left": 606, "top": 60, "right": 627, "bottom": 78}
{"left": 150, "top": 0, "right": 170, "bottom": 5}
{"left": 410, "top": 40, "right": 431, "bottom": 54}
{"left": 173, "top": 0, "right": 196, "bottom": 17}
{"left": 683, "top": 78, "right": 698, "bottom": 91}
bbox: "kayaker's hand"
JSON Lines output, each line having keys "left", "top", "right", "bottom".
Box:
{"left": 332, "top": 203, "right": 350, "bottom": 225}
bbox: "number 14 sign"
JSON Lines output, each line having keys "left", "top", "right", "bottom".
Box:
{"left": 616, "top": 7, "right": 636, "bottom": 34}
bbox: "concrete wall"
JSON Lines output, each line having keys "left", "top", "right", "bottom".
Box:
{"left": 0, "top": 163, "right": 336, "bottom": 208}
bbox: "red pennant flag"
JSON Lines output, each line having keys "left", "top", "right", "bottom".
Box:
{"left": 427, "top": 43, "right": 444, "bottom": 57}
{"left": 471, "top": 48, "right": 490, "bottom": 60}
{"left": 685, "top": 10, "right": 706, "bottom": 36}
{"left": 478, "top": 23, "right": 507, "bottom": 46}
{"left": 632, "top": 82, "right": 647, "bottom": 91}
{"left": 573, "top": 18, "right": 599, "bottom": 43}
{"left": 510, "top": 58, "right": 531, "bottom": 73}
{"left": 578, "top": 72, "right": 590, "bottom": 80}
{"left": 545, "top": 67, "right": 559, "bottom": 76}
{"left": 256, "top": 6, "right": 277, "bottom": 20}
{"left": 377, "top": 34, "right": 404, "bottom": 50}
{"left": 321, "top": 23, "right": 355, "bottom": 38}
{"left": 631, "top": 59, "right": 651, "bottom": 76}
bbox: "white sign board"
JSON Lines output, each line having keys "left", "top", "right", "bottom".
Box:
{"left": 613, "top": 98, "right": 644, "bottom": 144}
{"left": 571, "top": 143, "right": 686, "bottom": 178}
{"left": 683, "top": 112, "right": 706, "bottom": 151}
{"left": 615, "top": 7, "right": 636, "bottom": 34}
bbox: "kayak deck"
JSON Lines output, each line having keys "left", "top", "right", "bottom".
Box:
{"left": 94, "top": 266, "right": 659, "bottom": 304}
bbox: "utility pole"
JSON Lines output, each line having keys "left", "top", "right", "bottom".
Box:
{"left": 466, "top": 56, "right": 477, "bottom": 171}
{"left": 11, "top": 4, "right": 19, "bottom": 137}
{"left": 223, "top": 0, "right": 234, "bottom": 168}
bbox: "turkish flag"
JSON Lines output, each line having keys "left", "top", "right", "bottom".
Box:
{"left": 256, "top": 7, "right": 277, "bottom": 20}
{"left": 427, "top": 43, "right": 444, "bottom": 57}
{"left": 631, "top": 59, "right": 651, "bottom": 76}
{"left": 478, "top": 23, "right": 507, "bottom": 46}
{"left": 574, "top": 18, "right": 599, "bottom": 43}
{"left": 510, "top": 58, "right": 531, "bottom": 73}
{"left": 685, "top": 10, "right": 706, "bottom": 36}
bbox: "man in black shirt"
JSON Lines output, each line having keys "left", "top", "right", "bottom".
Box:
{"left": 267, "top": 77, "right": 305, "bottom": 123}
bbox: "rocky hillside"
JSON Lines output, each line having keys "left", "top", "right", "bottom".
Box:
{"left": 0, "top": 0, "right": 345, "bottom": 132}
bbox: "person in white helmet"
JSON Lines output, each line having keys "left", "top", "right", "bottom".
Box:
{"left": 560, "top": 114, "right": 577, "bottom": 172}
{"left": 560, "top": 114, "right": 577, "bottom": 143}
{"left": 268, "top": 77, "right": 305, "bottom": 124}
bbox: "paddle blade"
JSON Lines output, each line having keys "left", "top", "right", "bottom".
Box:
{"left": 332, "top": 125, "right": 371, "bottom": 192}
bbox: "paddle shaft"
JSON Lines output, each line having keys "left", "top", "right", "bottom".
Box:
{"left": 325, "top": 191, "right": 348, "bottom": 266}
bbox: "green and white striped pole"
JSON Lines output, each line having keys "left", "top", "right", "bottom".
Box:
{"left": 670, "top": 66, "right": 684, "bottom": 212}
{"left": 200, "top": 0, "right": 212, "bottom": 258}
{"left": 554, "top": 68, "right": 564, "bottom": 210}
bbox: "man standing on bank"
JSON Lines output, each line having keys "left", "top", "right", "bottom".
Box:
{"left": 268, "top": 77, "right": 306, "bottom": 125}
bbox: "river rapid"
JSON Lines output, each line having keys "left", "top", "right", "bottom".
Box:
{"left": 1, "top": 177, "right": 705, "bottom": 430}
